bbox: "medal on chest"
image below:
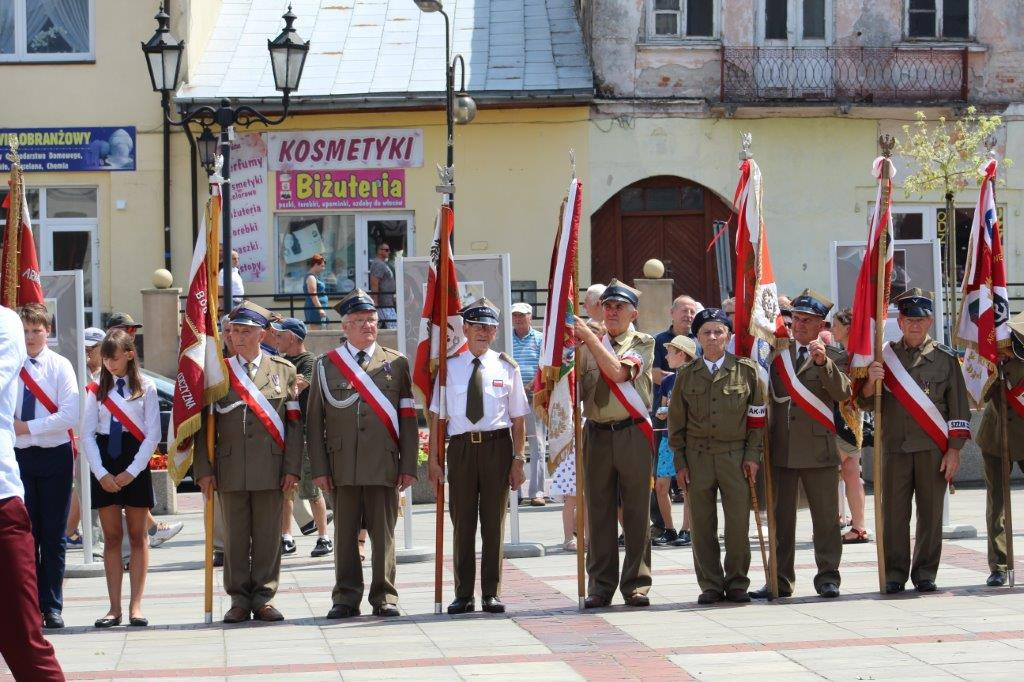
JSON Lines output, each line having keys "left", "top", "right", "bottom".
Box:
{"left": 271, "top": 373, "right": 282, "bottom": 394}
{"left": 383, "top": 360, "right": 393, "bottom": 382}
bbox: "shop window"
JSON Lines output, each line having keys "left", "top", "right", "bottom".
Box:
{"left": 277, "top": 214, "right": 357, "bottom": 296}
{"left": 45, "top": 186, "right": 96, "bottom": 218}
{"left": 648, "top": 0, "right": 715, "bottom": 40}
{"left": 906, "top": 0, "right": 971, "bottom": 40}
{"left": 892, "top": 211, "right": 924, "bottom": 240}
{"left": 0, "top": 0, "right": 93, "bottom": 61}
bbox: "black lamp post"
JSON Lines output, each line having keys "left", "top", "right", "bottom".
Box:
{"left": 414, "top": 0, "right": 476, "bottom": 214}
{"left": 142, "top": 3, "right": 309, "bottom": 314}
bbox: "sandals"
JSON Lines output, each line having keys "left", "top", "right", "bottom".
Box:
{"left": 358, "top": 539, "right": 366, "bottom": 561}
{"left": 842, "top": 528, "right": 869, "bottom": 544}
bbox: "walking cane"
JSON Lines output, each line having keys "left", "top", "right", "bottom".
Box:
{"left": 747, "top": 470, "right": 772, "bottom": 599}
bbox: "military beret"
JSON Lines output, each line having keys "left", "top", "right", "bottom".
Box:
{"left": 691, "top": 307, "right": 732, "bottom": 335}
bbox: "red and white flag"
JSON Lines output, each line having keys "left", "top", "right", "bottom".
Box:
{"left": 167, "top": 186, "right": 229, "bottom": 485}
{"left": 956, "top": 159, "right": 1009, "bottom": 404}
{"left": 732, "top": 157, "right": 788, "bottom": 385}
{"left": 411, "top": 206, "right": 466, "bottom": 406}
{"left": 1, "top": 159, "right": 44, "bottom": 308}
{"left": 848, "top": 155, "right": 896, "bottom": 378}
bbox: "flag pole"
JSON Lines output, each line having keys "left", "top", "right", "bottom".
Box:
{"left": 203, "top": 179, "right": 224, "bottom": 623}
{"left": 434, "top": 203, "right": 452, "bottom": 614}
{"left": 2, "top": 135, "right": 23, "bottom": 307}
{"left": 204, "top": 407, "right": 215, "bottom": 623}
{"left": 873, "top": 135, "right": 895, "bottom": 593}
{"left": 572, "top": 256, "right": 586, "bottom": 611}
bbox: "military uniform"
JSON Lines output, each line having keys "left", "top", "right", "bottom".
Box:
{"left": 977, "top": 320, "right": 1024, "bottom": 585}
{"left": 430, "top": 299, "right": 530, "bottom": 614}
{"left": 858, "top": 289, "right": 970, "bottom": 592}
{"left": 668, "top": 308, "right": 765, "bottom": 602}
{"left": 578, "top": 280, "right": 655, "bottom": 606}
{"left": 764, "top": 290, "right": 851, "bottom": 598}
{"left": 307, "top": 290, "right": 418, "bottom": 617}
{"left": 194, "top": 301, "right": 303, "bottom": 622}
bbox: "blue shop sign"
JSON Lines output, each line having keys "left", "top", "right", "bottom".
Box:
{"left": 0, "top": 127, "right": 136, "bottom": 172}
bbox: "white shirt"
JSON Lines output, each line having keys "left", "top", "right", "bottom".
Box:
{"left": 703, "top": 357, "right": 723, "bottom": 374}
{"left": 346, "top": 341, "right": 378, "bottom": 363}
{"left": 430, "top": 349, "right": 530, "bottom": 436}
{"left": 219, "top": 267, "right": 245, "bottom": 298}
{"left": 236, "top": 351, "right": 264, "bottom": 377}
{"left": 81, "top": 374, "right": 161, "bottom": 479}
{"left": 0, "top": 307, "right": 27, "bottom": 501}
{"left": 15, "top": 346, "right": 80, "bottom": 449}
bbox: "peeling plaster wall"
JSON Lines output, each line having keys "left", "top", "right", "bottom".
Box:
{"left": 835, "top": 1, "right": 901, "bottom": 47}
{"left": 972, "top": 3, "right": 1024, "bottom": 102}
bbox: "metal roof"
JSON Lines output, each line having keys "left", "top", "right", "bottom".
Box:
{"left": 177, "top": 0, "right": 594, "bottom": 106}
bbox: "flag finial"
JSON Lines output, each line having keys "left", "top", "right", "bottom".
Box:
{"left": 879, "top": 134, "right": 895, "bottom": 158}
{"left": 568, "top": 148, "right": 576, "bottom": 180}
{"left": 739, "top": 132, "right": 753, "bottom": 161}
{"left": 985, "top": 133, "right": 998, "bottom": 160}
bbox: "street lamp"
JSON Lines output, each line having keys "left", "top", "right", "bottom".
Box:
{"left": 141, "top": 3, "right": 309, "bottom": 314}
{"left": 414, "top": 0, "right": 476, "bottom": 213}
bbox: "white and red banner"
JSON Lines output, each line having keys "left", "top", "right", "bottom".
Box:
{"left": 226, "top": 356, "right": 286, "bottom": 450}
{"left": 598, "top": 334, "right": 654, "bottom": 449}
{"left": 412, "top": 206, "right": 466, "bottom": 407}
{"left": 732, "top": 158, "right": 788, "bottom": 387}
{"left": 772, "top": 352, "right": 836, "bottom": 432}
{"left": 1, "top": 161, "right": 43, "bottom": 308}
{"left": 85, "top": 383, "right": 147, "bottom": 443}
{"left": 882, "top": 343, "right": 970, "bottom": 451}
{"left": 848, "top": 155, "right": 896, "bottom": 378}
{"left": 20, "top": 362, "right": 76, "bottom": 449}
{"left": 325, "top": 347, "right": 414, "bottom": 447}
{"left": 167, "top": 188, "right": 229, "bottom": 485}
{"left": 956, "top": 159, "right": 1009, "bottom": 404}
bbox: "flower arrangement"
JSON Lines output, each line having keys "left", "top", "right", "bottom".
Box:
{"left": 417, "top": 428, "right": 430, "bottom": 465}
{"left": 149, "top": 453, "right": 168, "bottom": 471}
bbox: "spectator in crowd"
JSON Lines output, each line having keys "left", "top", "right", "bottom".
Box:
{"left": 218, "top": 250, "right": 245, "bottom": 307}
{"left": 830, "top": 308, "right": 869, "bottom": 543}
{"left": 106, "top": 312, "right": 143, "bottom": 338}
{"left": 273, "top": 318, "right": 333, "bottom": 558}
{"left": 511, "top": 302, "right": 547, "bottom": 506}
{"left": 721, "top": 297, "right": 736, "bottom": 324}
{"left": 653, "top": 295, "right": 700, "bottom": 386}
{"left": 304, "top": 254, "right": 330, "bottom": 328}
{"left": 82, "top": 330, "right": 162, "bottom": 627}
{"left": 653, "top": 335, "right": 695, "bottom": 547}
{"left": 66, "top": 326, "right": 106, "bottom": 548}
{"left": 14, "top": 304, "right": 80, "bottom": 629}
{"left": 583, "top": 284, "right": 606, "bottom": 326}
{"left": 0, "top": 304, "right": 65, "bottom": 680}
{"left": 369, "top": 242, "right": 398, "bottom": 330}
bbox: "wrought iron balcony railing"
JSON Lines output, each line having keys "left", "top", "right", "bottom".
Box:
{"left": 720, "top": 46, "right": 968, "bottom": 104}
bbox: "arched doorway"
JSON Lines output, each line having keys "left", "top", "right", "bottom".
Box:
{"left": 590, "top": 176, "right": 733, "bottom": 306}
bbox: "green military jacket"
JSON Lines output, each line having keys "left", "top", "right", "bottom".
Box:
{"left": 977, "top": 356, "right": 1024, "bottom": 459}
{"left": 857, "top": 336, "right": 971, "bottom": 454}
{"left": 579, "top": 327, "right": 655, "bottom": 421}
{"left": 668, "top": 352, "right": 765, "bottom": 471}
{"left": 769, "top": 344, "right": 852, "bottom": 468}
{"left": 193, "top": 353, "right": 303, "bottom": 492}
{"left": 307, "top": 344, "right": 419, "bottom": 487}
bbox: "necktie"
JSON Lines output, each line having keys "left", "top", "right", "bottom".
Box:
{"left": 21, "top": 358, "right": 37, "bottom": 421}
{"left": 108, "top": 378, "right": 125, "bottom": 457}
{"left": 798, "top": 346, "right": 808, "bottom": 366}
{"left": 246, "top": 361, "right": 256, "bottom": 379}
{"left": 357, "top": 350, "right": 368, "bottom": 368}
{"left": 593, "top": 341, "right": 615, "bottom": 407}
{"left": 710, "top": 361, "right": 718, "bottom": 376}
{"left": 467, "top": 357, "right": 484, "bottom": 424}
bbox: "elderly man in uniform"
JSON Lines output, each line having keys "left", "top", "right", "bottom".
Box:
{"left": 975, "top": 312, "right": 1024, "bottom": 587}
{"left": 194, "top": 301, "right": 302, "bottom": 623}
{"left": 428, "top": 299, "right": 529, "bottom": 614}
{"left": 572, "top": 279, "right": 655, "bottom": 609}
{"left": 861, "top": 289, "right": 970, "bottom": 594}
{"left": 308, "top": 289, "right": 418, "bottom": 618}
{"left": 751, "top": 290, "right": 851, "bottom": 600}
{"left": 669, "top": 308, "right": 765, "bottom": 605}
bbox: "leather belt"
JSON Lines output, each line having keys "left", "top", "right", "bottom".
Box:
{"left": 450, "top": 428, "right": 511, "bottom": 445}
{"left": 589, "top": 416, "right": 646, "bottom": 431}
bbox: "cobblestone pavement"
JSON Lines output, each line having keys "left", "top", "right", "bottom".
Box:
{"left": 5, "top": 486, "right": 1024, "bottom": 681}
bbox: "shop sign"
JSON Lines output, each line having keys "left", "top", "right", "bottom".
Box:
{"left": 276, "top": 169, "right": 405, "bottom": 210}
{"left": 0, "top": 127, "right": 136, "bottom": 172}
{"left": 228, "top": 133, "right": 269, "bottom": 283}
{"left": 267, "top": 129, "right": 422, "bottom": 171}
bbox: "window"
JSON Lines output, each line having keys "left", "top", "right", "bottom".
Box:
{"left": 620, "top": 185, "right": 703, "bottom": 212}
{"left": 0, "top": 0, "right": 94, "bottom": 62}
{"left": 649, "top": 0, "right": 715, "bottom": 39}
{"left": 759, "top": 0, "right": 830, "bottom": 44}
{"left": 906, "top": 0, "right": 970, "bottom": 40}
{"left": 765, "top": 0, "right": 788, "bottom": 40}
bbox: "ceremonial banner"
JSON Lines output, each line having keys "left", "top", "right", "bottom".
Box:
{"left": 955, "top": 159, "right": 1009, "bottom": 404}
{"left": 732, "top": 157, "right": 788, "bottom": 385}
{"left": 167, "top": 188, "right": 229, "bottom": 485}
{"left": 411, "top": 206, "right": 466, "bottom": 406}
{"left": 2, "top": 141, "right": 44, "bottom": 308}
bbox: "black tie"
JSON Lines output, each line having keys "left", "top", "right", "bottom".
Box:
{"left": 108, "top": 378, "right": 126, "bottom": 457}
{"left": 21, "top": 358, "right": 38, "bottom": 421}
{"left": 357, "top": 350, "right": 368, "bottom": 368}
{"left": 798, "top": 346, "right": 808, "bottom": 366}
{"left": 467, "top": 357, "right": 484, "bottom": 424}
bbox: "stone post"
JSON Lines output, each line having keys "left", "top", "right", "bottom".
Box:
{"left": 141, "top": 287, "right": 182, "bottom": 377}
{"left": 633, "top": 278, "right": 672, "bottom": 335}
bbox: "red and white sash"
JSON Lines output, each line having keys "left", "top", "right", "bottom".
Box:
{"left": 881, "top": 343, "right": 971, "bottom": 452}
{"left": 85, "top": 382, "right": 147, "bottom": 443}
{"left": 325, "top": 347, "right": 415, "bottom": 447}
{"left": 1007, "top": 378, "right": 1024, "bottom": 420}
{"left": 20, "top": 361, "right": 77, "bottom": 450}
{"left": 772, "top": 351, "right": 836, "bottom": 433}
{"left": 227, "top": 357, "right": 287, "bottom": 450}
{"left": 598, "top": 335, "right": 654, "bottom": 449}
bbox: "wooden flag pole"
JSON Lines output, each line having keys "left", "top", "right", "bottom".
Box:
{"left": 872, "top": 136, "right": 895, "bottom": 593}
{"left": 203, "top": 408, "right": 216, "bottom": 623}
{"left": 572, "top": 263, "right": 587, "bottom": 611}
{"left": 433, "top": 206, "right": 452, "bottom": 614}
{"left": 748, "top": 470, "right": 771, "bottom": 596}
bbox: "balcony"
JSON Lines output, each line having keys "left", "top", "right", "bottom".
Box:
{"left": 720, "top": 47, "right": 968, "bottom": 104}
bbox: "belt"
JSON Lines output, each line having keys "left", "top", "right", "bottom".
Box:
{"left": 450, "top": 428, "right": 511, "bottom": 445}
{"left": 589, "top": 416, "right": 646, "bottom": 431}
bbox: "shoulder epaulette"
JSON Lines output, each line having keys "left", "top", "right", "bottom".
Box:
{"left": 736, "top": 356, "right": 759, "bottom": 369}
{"left": 270, "top": 355, "right": 295, "bottom": 369}
{"left": 499, "top": 352, "right": 518, "bottom": 368}
{"left": 634, "top": 331, "right": 655, "bottom": 344}
{"left": 382, "top": 346, "right": 407, "bottom": 361}
{"left": 934, "top": 343, "right": 958, "bottom": 358}
{"left": 825, "top": 345, "right": 845, "bottom": 358}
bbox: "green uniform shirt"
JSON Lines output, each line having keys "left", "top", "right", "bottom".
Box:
{"left": 578, "top": 327, "right": 655, "bottom": 421}
{"left": 977, "top": 356, "right": 1024, "bottom": 459}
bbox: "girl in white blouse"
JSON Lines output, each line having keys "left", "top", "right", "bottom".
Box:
{"left": 81, "top": 330, "right": 160, "bottom": 628}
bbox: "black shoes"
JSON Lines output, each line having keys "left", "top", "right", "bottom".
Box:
{"left": 373, "top": 604, "right": 400, "bottom": 617}
{"left": 326, "top": 604, "right": 360, "bottom": 619}
{"left": 129, "top": 616, "right": 149, "bottom": 627}
{"left": 481, "top": 596, "right": 506, "bottom": 613}
{"left": 281, "top": 537, "right": 297, "bottom": 555}
{"left": 311, "top": 538, "right": 333, "bottom": 557}
{"left": 624, "top": 592, "right": 650, "bottom": 607}
{"left": 987, "top": 571, "right": 1008, "bottom": 587}
{"left": 584, "top": 594, "right": 612, "bottom": 609}
{"left": 213, "top": 549, "right": 224, "bottom": 567}
{"left": 885, "top": 581, "right": 905, "bottom": 594}
{"left": 617, "top": 533, "right": 625, "bottom": 547}
{"left": 652, "top": 528, "right": 678, "bottom": 546}
{"left": 447, "top": 597, "right": 475, "bottom": 614}
{"left": 672, "top": 530, "right": 692, "bottom": 547}
{"left": 914, "top": 579, "right": 937, "bottom": 593}
{"left": 749, "top": 585, "right": 792, "bottom": 600}
{"left": 818, "top": 583, "right": 840, "bottom": 599}
{"left": 299, "top": 511, "right": 334, "bottom": 536}
{"left": 95, "top": 614, "right": 122, "bottom": 628}
{"left": 725, "top": 588, "right": 751, "bottom": 603}
{"left": 223, "top": 606, "right": 251, "bottom": 623}
{"left": 42, "top": 612, "right": 64, "bottom": 629}
{"left": 697, "top": 590, "right": 724, "bottom": 605}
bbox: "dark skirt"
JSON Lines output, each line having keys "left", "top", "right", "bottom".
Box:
{"left": 90, "top": 433, "right": 155, "bottom": 509}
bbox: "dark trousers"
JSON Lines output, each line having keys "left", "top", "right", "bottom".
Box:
{"left": 15, "top": 444, "right": 73, "bottom": 614}
{"left": 0, "top": 496, "right": 66, "bottom": 681}
{"left": 332, "top": 485, "right": 399, "bottom": 609}
{"left": 883, "top": 450, "right": 946, "bottom": 585}
{"left": 772, "top": 465, "right": 842, "bottom": 593}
